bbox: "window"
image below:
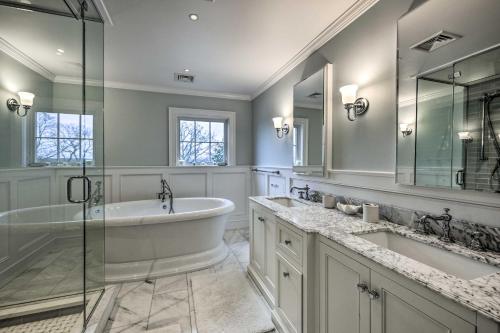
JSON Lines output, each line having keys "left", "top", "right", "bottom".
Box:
{"left": 169, "top": 107, "right": 236, "bottom": 166}
{"left": 179, "top": 119, "right": 226, "bottom": 165}
{"left": 34, "top": 112, "right": 94, "bottom": 165}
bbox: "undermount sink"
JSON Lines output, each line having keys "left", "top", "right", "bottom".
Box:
{"left": 268, "top": 197, "right": 308, "bottom": 208}
{"left": 357, "top": 231, "right": 500, "bottom": 280}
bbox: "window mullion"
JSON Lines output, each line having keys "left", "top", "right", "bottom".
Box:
{"left": 57, "top": 113, "right": 60, "bottom": 164}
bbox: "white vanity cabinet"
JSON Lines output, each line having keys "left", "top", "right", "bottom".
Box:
{"left": 248, "top": 201, "right": 277, "bottom": 306}
{"left": 319, "top": 236, "right": 479, "bottom": 333}
{"left": 248, "top": 199, "right": 499, "bottom": 333}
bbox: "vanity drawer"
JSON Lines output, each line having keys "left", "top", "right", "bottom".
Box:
{"left": 277, "top": 222, "right": 303, "bottom": 266}
{"left": 276, "top": 253, "right": 302, "bottom": 333}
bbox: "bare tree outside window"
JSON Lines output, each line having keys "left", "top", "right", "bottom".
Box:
{"left": 35, "top": 112, "right": 94, "bottom": 165}
{"left": 179, "top": 119, "right": 226, "bottom": 165}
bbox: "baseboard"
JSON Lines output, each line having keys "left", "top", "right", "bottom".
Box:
{"left": 226, "top": 215, "right": 249, "bottom": 230}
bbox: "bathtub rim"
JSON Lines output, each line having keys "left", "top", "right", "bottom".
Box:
{"left": 102, "top": 197, "right": 235, "bottom": 227}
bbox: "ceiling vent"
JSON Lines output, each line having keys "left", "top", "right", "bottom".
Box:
{"left": 174, "top": 73, "right": 194, "bottom": 83}
{"left": 307, "top": 92, "right": 323, "bottom": 99}
{"left": 410, "top": 31, "right": 461, "bottom": 52}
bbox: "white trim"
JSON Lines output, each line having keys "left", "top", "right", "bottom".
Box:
{"left": 328, "top": 169, "right": 395, "bottom": 178}
{"left": 294, "top": 102, "right": 323, "bottom": 110}
{"left": 54, "top": 76, "right": 252, "bottom": 101}
{"left": 293, "top": 117, "right": 309, "bottom": 166}
{"left": 0, "top": 38, "right": 55, "bottom": 81}
{"left": 251, "top": 0, "right": 379, "bottom": 99}
{"left": 93, "top": 0, "right": 114, "bottom": 26}
{"left": 168, "top": 107, "right": 237, "bottom": 167}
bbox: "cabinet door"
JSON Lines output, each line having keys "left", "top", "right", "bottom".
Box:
{"left": 264, "top": 216, "right": 276, "bottom": 297}
{"left": 371, "top": 271, "right": 476, "bottom": 333}
{"left": 276, "top": 254, "right": 302, "bottom": 333}
{"left": 251, "top": 209, "right": 266, "bottom": 275}
{"left": 319, "top": 242, "right": 370, "bottom": 333}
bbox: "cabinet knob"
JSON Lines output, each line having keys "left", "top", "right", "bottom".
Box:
{"left": 356, "top": 283, "right": 368, "bottom": 293}
{"left": 284, "top": 240, "right": 292, "bottom": 245}
{"left": 283, "top": 272, "right": 290, "bottom": 278}
{"left": 368, "top": 289, "right": 380, "bottom": 300}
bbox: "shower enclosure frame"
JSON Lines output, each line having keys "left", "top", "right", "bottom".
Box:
{"left": 0, "top": 0, "right": 105, "bottom": 330}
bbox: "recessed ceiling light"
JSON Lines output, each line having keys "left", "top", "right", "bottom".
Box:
{"left": 56, "top": 48, "right": 65, "bottom": 55}
{"left": 184, "top": 69, "right": 190, "bottom": 72}
{"left": 188, "top": 13, "right": 199, "bottom": 21}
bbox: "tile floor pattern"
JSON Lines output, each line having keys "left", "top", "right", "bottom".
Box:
{"left": 0, "top": 240, "right": 85, "bottom": 307}
{"left": 104, "top": 228, "right": 275, "bottom": 333}
{"left": 0, "top": 312, "right": 81, "bottom": 333}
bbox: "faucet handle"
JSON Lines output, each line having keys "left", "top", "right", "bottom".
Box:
{"left": 443, "top": 208, "right": 450, "bottom": 214}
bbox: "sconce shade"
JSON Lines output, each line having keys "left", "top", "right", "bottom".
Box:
{"left": 18, "top": 92, "right": 35, "bottom": 107}
{"left": 272, "top": 116, "right": 283, "bottom": 129}
{"left": 339, "top": 84, "right": 358, "bottom": 104}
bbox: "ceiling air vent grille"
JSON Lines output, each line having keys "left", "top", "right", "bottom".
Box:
{"left": 410, "top": 31, "right": 461, "bottom": 52}
{"left": 174, "top": 73, "right": 194, "bottom": 83}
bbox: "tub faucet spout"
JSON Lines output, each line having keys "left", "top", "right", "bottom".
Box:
{"left": 157, "top": 179, "right": 174, "bottom": 213}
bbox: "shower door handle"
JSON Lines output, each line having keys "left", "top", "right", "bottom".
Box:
{"left": 67, "top": 176, "right": 92, "bottom": 203}
{"left": 455, "top": 170, "right": 465, "bottom": 186}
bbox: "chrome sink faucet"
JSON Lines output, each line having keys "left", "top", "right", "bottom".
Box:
{"left": 157, "top": 179, "right": 174, "bottom": 214}
{"left": 290, "top": 184, "right": 310, "bottom": 200}
{"left": 414, "top": 208, "right": 454, "bottom": 243}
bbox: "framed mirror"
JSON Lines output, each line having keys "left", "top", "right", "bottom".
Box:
{"left": 292, "top": 66, "right": 328, "bottom": 176}
{"left": 397, "top": 0, "right": 500, "bottom": 193}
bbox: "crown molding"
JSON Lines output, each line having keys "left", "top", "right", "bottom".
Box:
{"left": 54, "top": 76, "right": 252, "bottom": 101}
{"left": 0, "top": 38, "right": 56, "bottom": 81}
{"left": 251, "top": 0, "right": 380, "bottom": 100}
{"left": 92, "top": 0, "right": 114, "bottom": 26}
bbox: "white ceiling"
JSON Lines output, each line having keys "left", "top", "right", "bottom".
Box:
{"left": 103, "top": 0, "right": 359, "bottom": 99}
{"left": 0, "top": 0, "right": 371, "bottom": 100}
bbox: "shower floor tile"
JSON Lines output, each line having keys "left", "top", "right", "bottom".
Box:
{"left": 0, "top": 240, "right": 85, "bottom": 308}
{"left": 103, "top": 227, "right": 274, "bottom": 333}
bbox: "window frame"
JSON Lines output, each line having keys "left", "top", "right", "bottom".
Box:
{"left": 168, "top": 107, "right": 236, "bottom": 166}
{"left": 177, "top": 117, "right": 228, "bottom": 165}
{"left": 33, "top": 111, "right": 95, "bottom": 165}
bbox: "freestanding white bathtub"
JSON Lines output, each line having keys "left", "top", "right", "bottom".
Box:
{"left": 103, "top": 197, "right": 235, "bottom": 283}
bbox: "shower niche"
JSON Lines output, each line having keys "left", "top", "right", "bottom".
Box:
{"left": 397, "top": 0, "right": 500, "bottom": 193}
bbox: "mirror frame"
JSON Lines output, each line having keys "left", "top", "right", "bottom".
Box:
{"left": 292, "top": 63, "right": 333, "bottom": 177}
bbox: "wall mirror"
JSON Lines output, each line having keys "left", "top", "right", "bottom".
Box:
{"left": 397, "top": 0, "right": 500, "bottom": 193}
{"left": 292, "top": 66, "right": 327, "bottom": 176}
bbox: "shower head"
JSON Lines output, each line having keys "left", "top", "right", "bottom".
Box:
{"left": 481, "top": 91, "right": 500, "bottom": 103}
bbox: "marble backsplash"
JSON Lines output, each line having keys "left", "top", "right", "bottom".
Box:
{"left": 316, "top": 193, "right": 500, "bottom": 252}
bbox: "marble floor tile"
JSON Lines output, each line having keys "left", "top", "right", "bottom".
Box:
{"left": 154, "top": 274, "right": 187, "bottom": 295}
{"left": 107, "top": 281, "right": 154, "bottom": 330}
{"left": 223, "top": 229, "right": 246, "bottom": 245}
{"left": 103, "top": 237, "right": 272, "bottom": 333}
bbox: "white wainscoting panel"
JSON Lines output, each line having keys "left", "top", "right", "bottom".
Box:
{"left": 212, "top": 172, "right": 248, "bottom": 217}
{"left": 252, "top": 173, "right": 267, "bottom": 196}
{"left": 119, "top": 173, "right": 163, "bottom": 202}
{"left": 17, "top": 176, "right": 51, "bottom": 209}
{"left": 169, "top": 173, "right": 208, "bottom": 198}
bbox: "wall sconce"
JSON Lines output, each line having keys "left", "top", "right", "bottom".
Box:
{"left": 457, "top": 131, "right": 473, "bottom": 143}
{"left": 272, "top": 117, "right": 289, "bottom": 139}
{"left": 7, "top": 92, "right": 35, "bottom": 117}
{"left": 339, "top": 84, "right": 369, "bottom": 121}
{"left": 399, "top": 123, "right": 413, "bottom": 137}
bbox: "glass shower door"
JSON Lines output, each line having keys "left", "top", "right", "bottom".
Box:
{"left": 82, "top": 6, "right": 105, "bottom": 323}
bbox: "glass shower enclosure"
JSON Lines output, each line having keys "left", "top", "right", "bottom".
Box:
{"left": 0, "top": 0, "right": 104, "bottom": 330}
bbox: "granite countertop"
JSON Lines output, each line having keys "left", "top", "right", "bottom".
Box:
{"left": 249, "top": 196, "right": 500, "bottom": 323}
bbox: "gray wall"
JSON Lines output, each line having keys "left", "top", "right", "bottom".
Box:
{"left": 0, "top": 50, "right": 53, "bottom": 168}
{"left": 251, "top": 0, "right": 500, "bottom": 224}
{"left": 104, "top": 88, "right": 253, "bottom": 166}
{"left": 253, "top": 0, "right": 410, "bottom": 171}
